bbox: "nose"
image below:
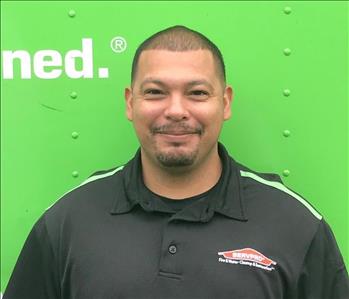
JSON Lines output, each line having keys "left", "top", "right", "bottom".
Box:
{"left": 164, "top": 94, "right": 189, "bottom": 121}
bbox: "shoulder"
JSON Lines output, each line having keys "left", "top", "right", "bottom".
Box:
{"left": 43, "top": 164, "right": 126, "bottom": 225}
{"left": 231, "top": 160, "right": 332, "bottom": 273}
{"left": 39, "top": 164, "right": 127, "bottom": 249}
{"left": 235, "top": 161, "right": 322, "bottom": 221}
{"left": 48, "top": 165, "right": 124, "bottom": 208}
{"left": 232, "top": 159, "right": 323, "bottom": 247}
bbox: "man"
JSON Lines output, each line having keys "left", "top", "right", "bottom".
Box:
{"left": 4, "top": 25, "right": 349, "bottom": 299}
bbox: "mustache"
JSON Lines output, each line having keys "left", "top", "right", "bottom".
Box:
{"left": 151, "top": 123, "right": 203, "bottom": 135}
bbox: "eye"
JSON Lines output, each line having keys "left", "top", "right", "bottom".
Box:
{"left": 189, "top": 90, "right": 209, "bottom": 97}
{"left": 144, "top": 89, "right": 164, "bottom": 95}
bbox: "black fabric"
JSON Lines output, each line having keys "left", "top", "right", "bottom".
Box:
{"left": 296, "top": 220, "right": 348, "bottom": 299}
{"left": 4, "top": 216, "right": 60, "bottom": 299}
{"left": 142, "top": 168, "right": 222, "bottom": 213}
{"left": 156, "top": 194, "right": 208, "bottom": 213}
{"left": 4, "top": 143, "right": 349, "bottom": 299}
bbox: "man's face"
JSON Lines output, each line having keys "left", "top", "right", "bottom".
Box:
{"left": 125, "top": 49, "right": 233, "bottom": 169}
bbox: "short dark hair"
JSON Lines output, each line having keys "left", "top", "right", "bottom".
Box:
{"left": 131, "top": 25, "right": 226, "bottom": 86}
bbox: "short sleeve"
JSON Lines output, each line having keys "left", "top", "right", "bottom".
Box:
{"left": 3, "top": 214, "right": 60, "bottom": 299}
{"left": 296, "top": 219, "right": 349, "bottom": 299}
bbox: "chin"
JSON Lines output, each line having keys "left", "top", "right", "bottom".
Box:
{"left": 155, "top": 147, "right": 199, "bottom": 168}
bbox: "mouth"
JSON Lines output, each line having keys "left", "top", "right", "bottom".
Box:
{"left": 154, "top": 131, "right": 199, "bottom": 144}
{"left": 151, "top": 123, "right": 203, "bottom": 140}
{"left": 157, "top": 131, "right": 198, "bottom": 136}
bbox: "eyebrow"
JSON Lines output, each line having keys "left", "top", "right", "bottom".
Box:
{"left": 139, "top": 78, "right": 214, "bottom": 91}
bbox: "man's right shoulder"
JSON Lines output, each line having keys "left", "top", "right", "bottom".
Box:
{"left": 45, "top": 164, "right": 126, "bottom": 214}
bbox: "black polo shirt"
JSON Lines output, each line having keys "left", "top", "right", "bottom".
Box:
{"left": 4, "top": 143, "right": 349, "bottom": 299}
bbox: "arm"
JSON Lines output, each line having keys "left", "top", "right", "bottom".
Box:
{"left": 3, "top": 215, "right": 60, "bottom": 299}
{"left": 296, "top": 219, "right": 349, "bottom": 299}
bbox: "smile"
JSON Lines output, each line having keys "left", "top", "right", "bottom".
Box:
{"left": 156, "top": 132, "right": 198, "bottom": 142}
{"left": 157, "top": 132, "right": 197, "bottom": 136}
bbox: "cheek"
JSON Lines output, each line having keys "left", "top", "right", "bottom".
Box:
{"left": 132, "top": 103, "right": 164, "bottom": 132}
{"left": 193, "top": 104, "right": 224, "bottom": 129}
{"left": 134, "top": 101, "right": 157, "bottom": 117}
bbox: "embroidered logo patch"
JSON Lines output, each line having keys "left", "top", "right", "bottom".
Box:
{"left": 218, "top": 248, "right": 277, "bottom": 271}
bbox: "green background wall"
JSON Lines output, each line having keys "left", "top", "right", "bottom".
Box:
{"left": 1, "top": 0, "right": 348, "bottom": 292}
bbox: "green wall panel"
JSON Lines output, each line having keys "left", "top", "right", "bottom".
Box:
{"left": 1, "top": 0, "right": 348, "bottom": 292}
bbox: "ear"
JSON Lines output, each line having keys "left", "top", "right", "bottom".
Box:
{"left": 223, "top": 85, "right": 233, "bottom": 120}
{"left": 124, "top": 87, "right": 133, "bottom": 121}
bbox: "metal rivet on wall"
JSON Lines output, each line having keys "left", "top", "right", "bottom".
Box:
{"left": 284, "top": 7, "right": 292, "bottom": 15}
{"left": 282, "top": 8, "right": 291, "bottom": 179}
{"left": 283, "top": 130, "right": 291, "bottom": 137}
{"left": 70, "top": 91, "right": 77, "bottom": 99}
{"left": 68, "top": 10, "right": 76, "bottom": 18}
{"left": 283, "top": 48, "right": 291, "bottom": 56}
{"left": 72, "top": 132, "right": 79, "bottom": 139}
{"left": 283, "top": 89, "right": 291, "bottom": 97}
{"left": 282, "top": 169, "right": 290, "bottom": 177}
{"left": 72, "top": 171, "right": 79, "bottom": 178}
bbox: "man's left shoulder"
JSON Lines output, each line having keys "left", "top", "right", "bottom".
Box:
{"left": 234, "top": 160, "right": 322, "bottom": 225}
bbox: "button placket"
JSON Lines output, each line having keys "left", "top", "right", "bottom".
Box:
{"left": 158, "top": 220, "right": 183, "bottom": 276}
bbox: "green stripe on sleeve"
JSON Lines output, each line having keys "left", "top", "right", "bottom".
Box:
{"left": 240, "top": 170, "right": 322, "bottom": 220}
{"left": 46, "top": 165, "right": 124, "bottom": 210}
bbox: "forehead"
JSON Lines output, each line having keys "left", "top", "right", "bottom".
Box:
{"left": 134, "top": 49, "right": 220, "bottom": 87}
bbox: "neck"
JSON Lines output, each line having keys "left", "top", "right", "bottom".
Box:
{"left": 141, "top": 145, "right": 222, "bottom": 199}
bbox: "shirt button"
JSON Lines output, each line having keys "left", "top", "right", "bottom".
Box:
{"left": 168, "top": 245, "right": 177, "bottom": 254}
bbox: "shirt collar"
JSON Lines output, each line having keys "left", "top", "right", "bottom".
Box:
{"left": 110, "top": 142, "right": 248, "bottom": 223}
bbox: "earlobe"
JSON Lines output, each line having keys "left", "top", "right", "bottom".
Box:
{"left": 125, "top": 87, "right": 133, "bottom": 121}
{"left": 223, "top": 85, "right": 233, "bottom": 120}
